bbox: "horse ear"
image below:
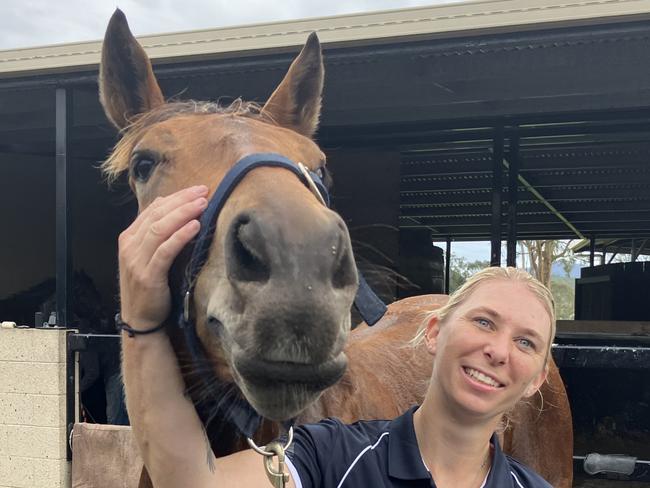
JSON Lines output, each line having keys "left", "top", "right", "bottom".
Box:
{"left": 99, "top": 9, "right": 164, "bottom": 129}
{"left": 262, "top": 33, "right": 324, "bottom": 138}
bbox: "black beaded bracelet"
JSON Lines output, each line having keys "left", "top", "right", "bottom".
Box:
{"left": 115, "top": 313, "right": 166, "bottom": 338}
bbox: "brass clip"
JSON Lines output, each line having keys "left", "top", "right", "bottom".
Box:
{"left": 247, "top": 427, "right": 294, "bottom": 488}
{"left": 263, "top": 441, "right": 290, "bottom": 488}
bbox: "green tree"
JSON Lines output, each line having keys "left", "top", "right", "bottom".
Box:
{"left": 449, "top": 257, "right": 490, "bottom": 293}
{"left": 551, "top": 276, "right": 575, "bottom": 320}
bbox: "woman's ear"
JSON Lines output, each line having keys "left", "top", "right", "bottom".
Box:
{"left": 524, "top": 363, "right": 549, "bottom": 398}
{"left": 424, "top": 316, "right": 440, "bottom": 356}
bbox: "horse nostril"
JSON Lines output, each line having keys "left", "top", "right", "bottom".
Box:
{"left": 332, "top": 248, "right": 356, "bottom": 289}
{"left": 207, "top": 316, "right": 224, "bottom": 333}
{"left": 331, "top": 223, "right": 357, "bottom": 290}
{"left": 227, "top": 214, "right": 271, "bottom": 284}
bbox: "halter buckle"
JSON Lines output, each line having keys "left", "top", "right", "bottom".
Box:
{"left": 183, "top": 291, "right": 191, "bottom": 324}
{"left": 297, "top": 162, "right": 327, "bottom": 206}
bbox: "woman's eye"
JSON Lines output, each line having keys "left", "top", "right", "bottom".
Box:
{"left": 475, "top": 318, "right": 492, "bottom": 329}
{"left": 517, "top": 338, "right": 536, "bottom": 350}
{"left": 132, "top": 156, "right": 156, "bottom": 182}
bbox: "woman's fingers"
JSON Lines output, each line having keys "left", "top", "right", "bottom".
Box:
{"left": 148, "top": 219, "right": 201, "bottom": 279}
{"left": 136, "top": 196, "right": 207, "bottom": 264}
{"left": 130, "top": 185, "right": 208, "bottom": 247}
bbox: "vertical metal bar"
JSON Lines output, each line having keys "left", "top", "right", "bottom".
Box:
{"left": 589, "top": 235, "right": 596, "bottom": 267}
{"left": 56, "top": 87, "right": 72, "bottom": 327}
{"left": 445, "top": 237, "right": 451, "bottom": 294}
{"left": 490, "top": 126, "right": 504, "bottom": 267}
{"left": 506, "top": 132, "right": 519, "bottom": 267}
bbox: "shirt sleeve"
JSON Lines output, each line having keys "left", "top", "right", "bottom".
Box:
{"left": 283, "top": 418, "right": 344, "bottom": 488}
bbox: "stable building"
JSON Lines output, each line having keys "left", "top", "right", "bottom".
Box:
{"left": 1, "top": 1, "right": 650, "bottom": 486}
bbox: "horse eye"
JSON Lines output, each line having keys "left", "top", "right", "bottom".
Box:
{"left": 132, "top": 156, "right": 157, "bottom": 182}
{"left": 316, "top": 167, "right": 325, "bottom": 179}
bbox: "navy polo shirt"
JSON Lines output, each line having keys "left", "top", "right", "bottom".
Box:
{"left": 284, "top": 406, "right": 552, "bottom": 488}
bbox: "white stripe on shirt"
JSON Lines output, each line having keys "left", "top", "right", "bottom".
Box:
{"left": 286, "top": 456, "right": 303, "bottom": 488}
{"left": 336, "top": 432, "right": 390, "bottom": 488}
{"left": 511, "top": 470, "right": 526, "bottom": 488}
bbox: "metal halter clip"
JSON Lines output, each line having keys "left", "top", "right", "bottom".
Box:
{"left": 247, "top": 427, "right": 294, "bottom": 488}
{"left": 183, "top": 291, "right": 191, "bottom": 324}
{"left": 297, "top": 162, "right": 327, "bottom": 206}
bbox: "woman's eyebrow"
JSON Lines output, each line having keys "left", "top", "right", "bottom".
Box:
{"left": 466, "top": 306, "right": 502, "bottom": 320}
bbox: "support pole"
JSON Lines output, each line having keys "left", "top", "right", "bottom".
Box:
{"left": 445, "top": 237, "right": 451, "bottom": 294}
{"left": 589, "top": 235, "right": 596, "bottom": 268}
{"left": 506, "top": 132, "right": 519, "bottom": 267}
{"left": 490, "top": 126, "right": 504, "bottom": 266}
{"left": 56, "top": 87, "right": 72, "bottom": 327}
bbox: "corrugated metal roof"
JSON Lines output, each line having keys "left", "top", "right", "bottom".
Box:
{"left": 3, "top": 0, "right": 650, "bottom": 77}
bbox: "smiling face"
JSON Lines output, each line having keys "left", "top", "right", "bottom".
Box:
{"left": 424, "top": 279, "right": 551, "bottom": 422}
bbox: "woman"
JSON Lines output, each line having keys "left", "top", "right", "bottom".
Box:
{"left": 118, "top": 186, "right": 554, "bottom": 488}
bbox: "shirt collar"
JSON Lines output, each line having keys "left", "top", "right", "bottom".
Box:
{"left": 387, "top": 406, "right": 431, "bottom": 480}
{"left": 387, "top": 406, "right": 512, "bottom": 486}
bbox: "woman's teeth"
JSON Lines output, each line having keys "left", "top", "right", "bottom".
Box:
{"left": 463, "top": 367, "right": 502, "bottom": 387}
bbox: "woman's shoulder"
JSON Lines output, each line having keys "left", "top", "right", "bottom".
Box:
{"left": 296, "top": 415, "right": 393, "bottom": 447}
{"left": 504, "top": 455, "right": 553, "bottom": 488}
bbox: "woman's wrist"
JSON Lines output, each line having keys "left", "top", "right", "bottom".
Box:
{"left": 116, "top": 313, "right": 166, "bottom": 337}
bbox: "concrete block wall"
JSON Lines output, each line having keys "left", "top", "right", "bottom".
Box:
{"left": 0, "top": 328, "right": 70, "bottom": 488}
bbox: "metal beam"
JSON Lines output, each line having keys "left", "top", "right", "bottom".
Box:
{"left": 445, "top": 238, "right": 451, "bottom": 294}
{"left": 401, "top": 200, "right": 650, "bottom": 216}
{"left": 490, "top": 126, "right": 504, "bottom": 267}
{"left": 55, "top": 87, "right": 72, "bottom": 328}
{"left": 507, "top": 133, "right": 519, "bottom": 267}
{"left": 401, "top": 186, "right": 650, "bottom": 205}
{"left": 400, "top": 170, "right": 650, "bottom": 192}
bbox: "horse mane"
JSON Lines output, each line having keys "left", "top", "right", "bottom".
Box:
{"left": 102, "top": 98, "right": 274, "bottom": 182}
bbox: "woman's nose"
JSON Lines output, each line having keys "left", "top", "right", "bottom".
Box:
{"left": 483, "top": 333, "right": 511, "bottom": 365}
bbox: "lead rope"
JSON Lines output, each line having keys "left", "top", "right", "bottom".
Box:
{"left": 247, "top": 427, "right": 294, "bottom": 487}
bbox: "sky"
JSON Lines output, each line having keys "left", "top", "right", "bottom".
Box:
{"left": 0, "top": 0, "right": 461, "bottom": 51}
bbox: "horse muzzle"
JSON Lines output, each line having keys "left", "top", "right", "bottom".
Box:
{"left": 232, "top": 352, "right": 348, "bottom": 421}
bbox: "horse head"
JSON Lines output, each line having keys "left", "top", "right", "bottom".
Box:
{"left": 100, "top": 10, "right": 358, "bottom": 422}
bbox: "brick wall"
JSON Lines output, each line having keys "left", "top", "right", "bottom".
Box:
{"left": 0, "top": 328, "right": 70, "bottom": 488}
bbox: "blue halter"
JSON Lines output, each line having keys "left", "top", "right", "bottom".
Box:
{"left": 177, "top": 152, "right": 386, "bottom": 438}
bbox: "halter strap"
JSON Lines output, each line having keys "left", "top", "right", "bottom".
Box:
{"left": 177, "top": 152, "right": 386, "bottom": 438}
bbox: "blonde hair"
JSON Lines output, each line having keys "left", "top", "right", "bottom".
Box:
{"left": 413, "top": 266, "right": 556, "bottom": 361}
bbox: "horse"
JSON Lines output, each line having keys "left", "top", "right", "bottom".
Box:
{"left": 99, "top": 10, "right": 573, "bottom": 488}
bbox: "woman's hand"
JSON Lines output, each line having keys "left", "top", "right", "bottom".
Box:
{"left": 118, "top": 185, "right": 208, "bottom": 330}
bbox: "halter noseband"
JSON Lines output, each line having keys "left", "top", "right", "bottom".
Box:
{"left": 177, "top": 152, "right": 386, "bottom": 438}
